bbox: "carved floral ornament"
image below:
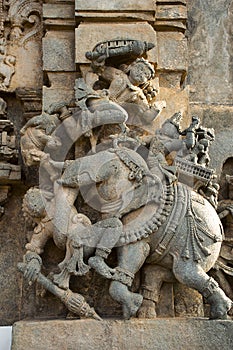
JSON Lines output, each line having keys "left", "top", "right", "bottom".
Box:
{"left": 0, "top": 0, "right": 42, "bottom": 91}
{"left": 0, "top": 0, "right": 42, "bottom": 44}
{"left": 18, "top": 38, "right": 233, "bottom": 321}
{"left": 8, "top": 0, "right": 42, "bottom": 44}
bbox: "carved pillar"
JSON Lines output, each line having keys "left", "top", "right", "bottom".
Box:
{"left": 42, "top": 0, "right": 76, "bottom": 111}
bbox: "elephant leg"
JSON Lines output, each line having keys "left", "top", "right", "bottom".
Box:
{"left": 109, "top": 240, "right": 150, "bottom": 319}
{"left": 172, "top": 256, "right": 233, "bottom": 319}
{"left": 138, "top": 264, "right": 175, "bottom": 318}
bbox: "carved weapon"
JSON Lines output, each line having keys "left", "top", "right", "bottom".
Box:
{"left": 86, "top": 39, "right": 155, "bottom": 64}
{"left": 18, "top": 262, "right": 102, "bottom": 321}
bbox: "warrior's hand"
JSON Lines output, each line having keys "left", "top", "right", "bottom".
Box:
{"left": 23, "top": 252, "right": 42, "bottom": 283}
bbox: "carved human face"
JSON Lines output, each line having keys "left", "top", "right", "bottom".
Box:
{"left": 129, "top": 63, "right": 152, "bottom": 86}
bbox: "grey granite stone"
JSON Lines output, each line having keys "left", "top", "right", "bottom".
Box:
{"left": 12, "top": 319, "right": 233, "bottom": 350}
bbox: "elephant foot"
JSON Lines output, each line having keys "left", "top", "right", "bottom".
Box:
{"left": 208, "top": 289, "right": 233, "bottom": 320}
{"left": 88, "top": 256, "right": 116, "bottom": 279}
{"left": 122, "top": 293, "right": 143, "bottom": 320}
{"left": 53, "top": 269, "right": 70, "bottom": 290}
{"left": 137, "top": 299, "right": 157, "bottom": 319}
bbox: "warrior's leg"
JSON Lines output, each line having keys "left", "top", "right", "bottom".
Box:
{"left": 172, "top": 256, "right": 233, "bottom": 319}
{"left": 25, "top": 219, "right": 53, "bottom": 255}
{"left": 109, "top": 240, "right": 150, "bottom": 319}
{"left": 88, "top": 218, "right": 123, "bottom": 279}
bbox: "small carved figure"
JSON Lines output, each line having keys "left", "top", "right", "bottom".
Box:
{"left": 20, "top": 108, "right": 63, "bottom": 181}
{"left": 180, "top": 117, "right": 215, "bottom": 167}
{"left": 91, "top": 58, "right": 165, "bottom": 125}
{"left": 0, "top": 37, "right": 16, "bottom": 90}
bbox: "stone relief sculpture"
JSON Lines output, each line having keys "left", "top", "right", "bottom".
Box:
{"left": 0, "top": 97, "right": 20, "bottom": 215}
{"left": 0, "top": 37, "right": 15, "bottom": 90}
{"left": 18, "top": 39, "right": 233, "bottom": 321}
{"left": 8, "top": 0, "right": 42, "bottom": 44}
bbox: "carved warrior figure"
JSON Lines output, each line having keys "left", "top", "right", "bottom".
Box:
{"left": 18, "top": 39, "right": 233, "bottom": 321}
{"left": 82, "top": 39, "right": 166, "bottom": 126}
{"left": 0, "top": 37, "right": 15, "bottom": 90}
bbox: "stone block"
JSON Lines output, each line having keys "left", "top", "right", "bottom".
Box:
{"left": 75, "top": 0, "right": 155, "bottom": 11}
{"left": 42, "top": 72, "right": 76, "bottom": 111}
{"left": 43, "top": 31, "right": 75, "bottom": 72}
{"left": 43, "top": 3, "right": 74, "bottom": 19}
{"left": 156, "top": 4, "right": 187, "bottom": 20}
{"left": 157, "top": 32, "right": 187, "bottom": 71}
{"left": 75, "top": 0, "right": 155, "bottom": 21}
{"left": 0, "top": 186, "right": 30, "bottom": 326}
{"left": 12, "top": 319, "right": 233, "bottom": 350}
{"left": 75, "top": 22, "right": 157, "bottom": 64}
{"left": 7, "top": 41, "right": 42, "bottom": 91}
{"left": 187, "top": 0, "right": 233, "bottom": 104}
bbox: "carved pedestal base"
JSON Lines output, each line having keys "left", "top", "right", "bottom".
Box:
{"left": 12, "top": 319, "right": 233, "bottom": 350}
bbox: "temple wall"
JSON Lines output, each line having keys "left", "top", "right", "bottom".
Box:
{"left": 0, "top": 0, "right": 232, "bottom": 329}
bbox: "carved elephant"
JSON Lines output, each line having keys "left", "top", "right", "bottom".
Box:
{"left": 52, "top": 145, "right": 232, "bottom": 320}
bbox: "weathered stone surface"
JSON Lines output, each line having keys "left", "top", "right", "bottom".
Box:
{"left": 187, "top": 0, "right": 233, "bottom": 104}
{"left": 7, "top": 42, "right": 42, "bottom": 91}
{"left": 76, "top": 11, "right": 155, "bottom": 22}
{"left": 157, "top": 32, "right": 187, "bottom": 71}
{"left": 75, "top": 0, "right": 155, "bottom": 11}
{"left": 75, "top": 23, "right": 157, "bottom": 64}
{"left": 43, "top": 31, "right": 75, "bottom": 71}
{"left": 12, "top": 319, "right": 233, "bottom": 350}
{"left": 156, "top": 5, "right": 187, "bottom": 20}
{"left": 0, "top": 185, "right": 31, "bottom": 326}
{"left": 174, "top": 283, "right": 204, "bottom": 317}
{"left": 153, "top": 87, "right": 190, "bottom": 132}
{"left": 158, "top": 0, "right": 186, "bottom": 3}
{"left": 43, "top": 3, "right": 74, "bottom": 19}
{"left": 155, "top": 22, "right": 186, "bottom": 31}
{"left": 42, "top": 72, "right": 76, "bottom": 111}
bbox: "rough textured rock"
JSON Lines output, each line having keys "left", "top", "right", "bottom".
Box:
{"left": 12, "top": 319, "right": 233, "bottom": 350}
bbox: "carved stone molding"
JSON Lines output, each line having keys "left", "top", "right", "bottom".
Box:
{"left": 16, "top": 88, "right": 42, "bottom": 121}
{"left": 8, "top": 0, "right": 42, "bottom": 45}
